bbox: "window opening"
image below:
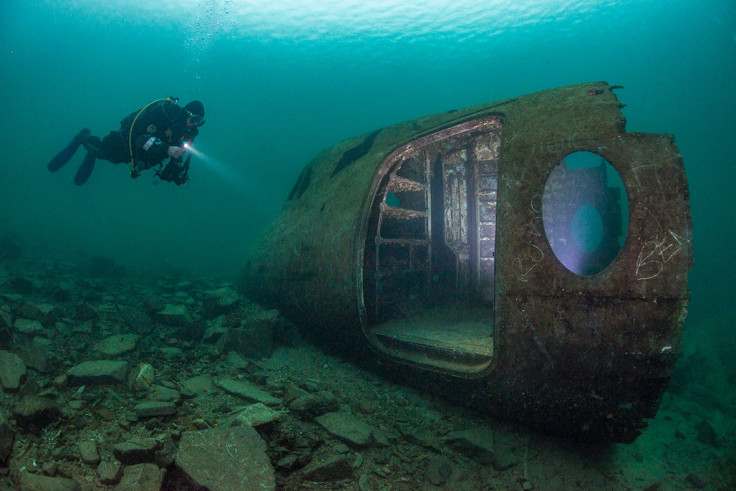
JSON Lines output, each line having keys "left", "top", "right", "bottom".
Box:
{"left": 542, "top": 151, "right": 629, "bottom": 276}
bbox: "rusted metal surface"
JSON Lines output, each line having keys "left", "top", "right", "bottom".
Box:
{"left": 239, "top": 82, "right": 692, "bottom": 442}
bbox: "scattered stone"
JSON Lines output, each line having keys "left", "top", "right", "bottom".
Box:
{"left": 112, "top": 438, "right": 161, "bottom": 465}
{"left": 0, "top": 410, "right": 14, "bottom": 464}
{"left": 203, "top": 316, "right": 229, "bottom": 343}
{"left": 17, "top": 302, "right": 56, "bottom": 324}
{"left": 74, "top": 303, "right": 98, "bottom": 322}
{"left": 156, "top": 304, "right": 190, "bottom": 325}
{"left": 13, "top": 317, "right": 45, "bottom": 336}
{"left": 41, "top": 461, "right": 58, "bottom": 476}
{"left": 149, "top": 384, "right": 181, "bottom": 402}
{"left": 399, "top": 423, "right": 441, "bottom": 451}
{"left": 96, "top": 334, "right": 140, "bottom": 357}
{"left": 202, "top": 286, "right": 240, "bottom": 318}
{"left": 175, "top": 425, "right": 275, "bottom": 490}
{"left": 67, "top": 360, "right": 130, "bottom": 385}
{"left": 52, "top": 374, "right": 68, "bottom": 389}
{"left": 215, "top": 378, "right": 282, "bottom": 406}
{"left": 425, "top": 455, "right": 454, "bottom": 486}
{"left": 119, "top": 306, "right": 154, "bottom": 335}
{"left": 695, "top": 420, "right": 720, "bottom": 448}
{"left": 68, "top": 400, "right": 86, "bottom": 411}
{"left": 132, "top": 363, "right": 155, "bottom": 391}
{"left": 134, "top": 401, "right": 177, "bottom": 418}
{"left": 289, "top": 391, "right": 339, "bottom": 418}
{"left": 145, "top": 295, "right": 166, "bottom": 314}
{"left": 315, "top": 411, "right": 374, "bottom": 447}
{"left": 8, "top": 276, "right": 36, "bottom": 294}
{"left": 301, "top": 454, "right": 354, "bottom": 482}
{"left": 492, "top": 442, "right": 519, "bottom": 471}
{"left": 22, "top": 337, "right": 56, "bottom": 373}
{"left": 444, "top": 426, "right": 495, "bottom": 464}
{"left": 12, "top": 395, "right": 60, "bottom": 432}
{"left": 226, "top": 351, "right": 250, "bottom": 369}
{"left": 216, "top": 310, "right": 279, "bottom": 358}
{"left": 160, "top": 346, "right": 183, "bottom": 359}
{"left": 284, "top": 384, "right": 310, "bottom": 402}
{"left": 0, "top": 350, "right": 27, "bottom": 390}
{"left": 78, "top": 439, "right": 101, "bottom": 465}
{"left": 116, "top": 463, "right": 165, "bottom": 491}
{"left": 177, "top": 280, "right": 193, "bottom": 290}
{"left": 97, "top": 460, "right": 123, "bottom": 485}
{"left": 686, "top": 472, "right": 706, "bottom": 489}
{"left": 0, "top": 310, "right": 11, "bottom": 350}
{"left": 18, "top": 471, "right": 81, "bottom": 491}
{"left": 229, "top": 403, "right": 283, "bottom": 427}
{"left": 49, "top": 282, "right": 73, "bottom": 303}
{"left": 180, "top": 374, "right": 215, "bottom": 397}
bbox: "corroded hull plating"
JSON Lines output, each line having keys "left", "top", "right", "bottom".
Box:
{"left": 239, "top": 83, "right": 692, "bottom": 442}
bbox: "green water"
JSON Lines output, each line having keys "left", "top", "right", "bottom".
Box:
{"left": 1, "top": 0, "right": 734, "bottom": 375}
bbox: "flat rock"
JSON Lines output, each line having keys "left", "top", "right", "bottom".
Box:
{"left": 116, "top": 463, "right": 164, "bottom": 491}
{"left": 229, "top": 403, "right": 283, "bottom": 427}
{"left": 17, "top": 302, "right": 55, "bottom": 323}
{"left": 160, "top": 346, "right": 183, "bottom": 359}
{"left": 0, "top": 410, "right": 14, "bottom": 463}
{"left": 149, "top": 384, "right": 181, "bottom": 402}
{"left": 13, "top": 317, "right": 44, "bottom": 335}
{"left": 180, "top": 374, "right": 215, "bottom": 397}
{"left": 217, "top": 310, "right": 279, "bottom": 358}
{"left": 301, "top": 454, "right": 354, "bottom": 482}
{"left": 134, "top": 401, "right": 177, "bottom": 418}
{"left": 12, "top": 395, "right": 60, "bottom": 431}
{"left": 0, "top": 350, "right": 27, "bottom": 390}
{"left": 226, "top": 351, "right": 250, "bottom": 369}
{"left": 398, "top": 423, "right": 441, "bottom": 451}
{"left": 443, "top": 426, "right": 495, "bottom": 464}
{"left": 215, "top": 378, "right": 282, "bottom": 406}
{"left": 112, "top": 438, "right": 160, "bottom": 465}
{"left": 156, "top": 304, "right": 190, "bottom": 325}
{"left": 315, "top": 411, "right": 374, "bottom": 447}
{"left": 175, "top": 425, "right": 275, "bottom": 490}
{"left": 202, "top": 286, "right": 240, "bottom": 317}
{"left": 96, "top": 333, "right": 140, "bottom": 357}
{"left": 22, "top": 337, "right": 56, "bottom": 372}
{"left": 67, "top": 360, "right": 129, "bottom": 385}
{"left": 425, "top": 455, "right": 455, "bottom": 486}
{"left": 97, "top": 461, "right": 122, "bottom": 485}
{"left": 18, "top": 471, "right": 81, "bottom": 491}
{"left": 203, "top": 316, "right": 228, "bottom": 343}
{"left": 78, "top": 439, "right": 100, "bottom": 465}
{"left": 289, "top": 391, "right": 339, "bottom": 418}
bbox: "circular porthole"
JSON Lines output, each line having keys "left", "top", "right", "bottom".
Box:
{"left": 542, "top": 151, "right": 629, "bottom": 276}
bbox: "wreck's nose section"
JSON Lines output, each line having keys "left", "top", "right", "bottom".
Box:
{"left": 239, "top": 82, "right": 692, "bottom": 442}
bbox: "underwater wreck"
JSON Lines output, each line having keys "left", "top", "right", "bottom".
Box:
{"left": 239, "top": 82, "right": 692, "bottom": 442}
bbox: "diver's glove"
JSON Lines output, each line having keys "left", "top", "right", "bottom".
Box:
{"left": 167, "top": 146, "right": 186, "bottom": 159}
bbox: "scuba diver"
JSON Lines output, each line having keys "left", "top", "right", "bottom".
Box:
{"left": 47, "top": 98, "right": 205, "bottom": 185}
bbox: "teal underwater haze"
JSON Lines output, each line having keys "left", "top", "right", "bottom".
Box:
{"left": 1, "top": 0, "right": 735, "bottom": 428}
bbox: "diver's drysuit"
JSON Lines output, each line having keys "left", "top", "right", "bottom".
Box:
{"left": 48, "top": 98, "right": 203, "bottom": 185}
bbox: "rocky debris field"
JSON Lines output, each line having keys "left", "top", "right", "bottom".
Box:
{"left": 0, "top": 247, "right": 734, "bottom": 490}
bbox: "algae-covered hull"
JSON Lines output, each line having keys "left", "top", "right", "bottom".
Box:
{"left": 239, "top": 82, "right": 692, "bottom": 442}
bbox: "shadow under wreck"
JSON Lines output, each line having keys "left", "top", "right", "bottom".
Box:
{"left": 239, "top": 82, "right": 692, "bottom": 443}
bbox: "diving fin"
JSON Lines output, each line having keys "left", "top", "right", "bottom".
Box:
{"left": 47, "top": 129, "right": 91, "bottom": 172}
{"left": 74, "top": 151, "right": 96, "bottom": 185}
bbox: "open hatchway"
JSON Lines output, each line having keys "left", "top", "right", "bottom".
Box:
{"left": 360, "top": 118, "right": 501, "bottom": 375}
